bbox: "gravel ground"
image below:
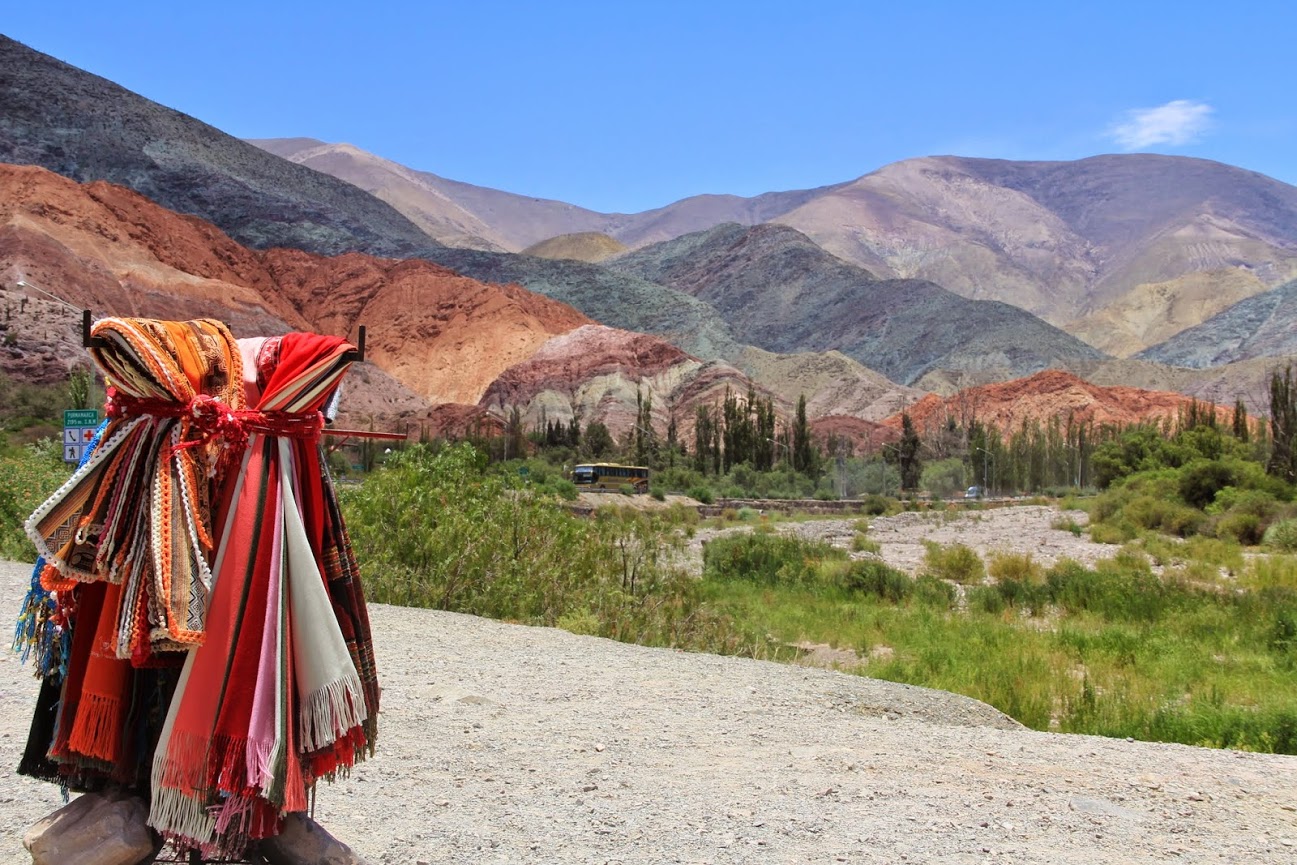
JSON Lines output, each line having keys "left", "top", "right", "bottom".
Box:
{"left": 687, "top": 505, "right": 1107, "bottom": 577}
{"left": 4, "top": 525, "right": 1297, "bottom": 864}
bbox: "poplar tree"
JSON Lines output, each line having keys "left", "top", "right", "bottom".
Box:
{"left": 792, "top": 394, "right": 813, "bottom": 474}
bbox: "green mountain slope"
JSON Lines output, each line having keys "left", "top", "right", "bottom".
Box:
{"left": 1136, "top": 278, "right": 1297, "bottom": 368}
{"left": 609, "top": 223, "right": 1106, "bottom": 385}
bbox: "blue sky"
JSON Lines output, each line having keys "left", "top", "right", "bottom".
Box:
{"left": 7, "top": 1, "right": 1296, "bottom": 212}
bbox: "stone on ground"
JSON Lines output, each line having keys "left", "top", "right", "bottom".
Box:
{"left": 23, "top": 789, "right": 157, "bottom": 865}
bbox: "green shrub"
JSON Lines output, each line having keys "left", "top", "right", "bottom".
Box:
{"left": 1263, "top": 519, "right": 1297, "bottom": 552}
{"left": 860, "top": 494, "right": 890, "bottom": 516}
{"left": 988, "top": 552, "right": 1043, "bottom": 584}
{"left": 649, "top": 484, "right": 666, "bottom": 501}
{"left": 1051, "top": 515, "right": 1083, "bottom": 537}
{"left": 852, "top": 533, "right": 881, "bottom": 554}
{"left": 1215, "top": 511, "right": 1264, "bottom": 546}
{"left": 968, "top": 585, "right": 1007, "bottom": 614}
{"left": 1179, "top": 460, "right": 1236, "bottom": 510}
{"left": 840, "top": 559, "right": 912, "bottom": 601}
{"left": 553, "top": 479, "right": 578, "bottom": 501}
{"left": 912, "top": 574, "right": 957, "bottom": 607}
{"left": 1123, "top": 495, "right": 1203, "bottom": 537}
{"left": 703, "top": 532, "right": 847, "bottom": 586}
{"left": 0, "top": 438, "right": 68, "bottom": 561}
{"left": 922, "top": 541, "right": 985, "bottom": 584}
{"left": 689, "top": 485, "right": 715, "bottom": 505}
{"left": 1089, "top": 520, "right": 1135, "bottom": 545}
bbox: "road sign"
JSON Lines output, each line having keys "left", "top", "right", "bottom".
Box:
{"left": 63, "top": 409, "right": 101, "bottom": 463}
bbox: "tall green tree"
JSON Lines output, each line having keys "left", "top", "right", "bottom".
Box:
{"left": 792, "top": 394, "right": 813, "bottom": 474}
{"left": 898, "top": 412, "right": 923, "bottom": 491}
{"left": 1269, "top": 365, "right": 1297, "bottom": 483}
{"left": 1233, "top": 398, "right": 1250, "bottom": 443}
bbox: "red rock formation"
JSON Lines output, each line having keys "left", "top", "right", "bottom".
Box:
{"left": 810, "top": 415, "right": 896, "bottom": 454}
{"left": 0, "top": 163, "right": 589, "bottom": 413}
{"left": 881, "top": 369, "right": 1232, "bottom": 436}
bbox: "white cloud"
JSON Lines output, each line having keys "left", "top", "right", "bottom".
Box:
{"left": 1109, "top": 100, "right": 1214, "bottom": 150}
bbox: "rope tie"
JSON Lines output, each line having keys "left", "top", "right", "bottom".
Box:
{"left": 107, "top": 389, "right": 323, "bottom": 467}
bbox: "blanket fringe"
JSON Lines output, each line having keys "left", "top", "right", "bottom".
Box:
{"left": 149, "top": 786, "right": 216, "bottom": 850}
{"left": 298, "top": 672, "right": 367, "bottom": 753}
{"left": 66, "top": 692, "right": 124, "bottom": 763}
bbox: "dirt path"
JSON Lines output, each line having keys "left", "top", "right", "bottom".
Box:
{"left": 4, "top": 511, "right": 1296, "bottom": 863}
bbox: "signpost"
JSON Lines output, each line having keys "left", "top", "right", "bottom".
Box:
{"left": 63, "top": 409, "right": 100, "bottom": 463}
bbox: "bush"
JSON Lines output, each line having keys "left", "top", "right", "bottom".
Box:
{"left": 703, "top": 532, "right": 847, "bottom": 586}
{"left": 1089, "top": 520, "right": 1135, "bottom": 545}
{"left": 1051, "top": 516, "right": 1083, "bottom": 537}
{"left": 912, "top": 574, "right": 957, "bottom": 607}
{"left": 839, "top": 559, "right": 912, "bottom": 601}
{"left": 852, "top": 534, "right": 881, "bottom": 554}
{"left": 1264, "top": 519, "right": 1297, "bottom": 552}
{"left": 1179, "top": 460, "right": 1236, "bottom": 510}
{"left": 1215, "top": 511, "right": 1264, "bottom": 546}
{"left": 922, "top": 541, "right": 985, "bottom": 584}
{"left": 343, "top": 442, "right": 741, "bottom": 653}
{"left": 689, "top": 485, "right": 715, "bottom": 505}
{"left": 1122, "top": 495, "right": 1203, "bottom": 537}
{"left": 988, "top": 552, "right": 1043, "bottom": 584}
{"left": 859, "top": 494, "right": 890, "bottom": 516}
{"left": 0, "top": 438, "right": 68, "bottom": 561}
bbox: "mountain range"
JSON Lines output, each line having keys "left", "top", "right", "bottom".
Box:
{"left": 3, "top": 31, "right": 1297, "bottom": 436}
{"left": 255, "top": 139, "right": 1297, "bottom": 356}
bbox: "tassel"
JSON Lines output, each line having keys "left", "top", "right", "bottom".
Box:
{"left": 65, "top": 692, "right": 124, "bottom": 763}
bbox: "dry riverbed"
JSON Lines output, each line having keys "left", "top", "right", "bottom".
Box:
{"left": 4, "top": 508, "right": 1296, "bottom": 863}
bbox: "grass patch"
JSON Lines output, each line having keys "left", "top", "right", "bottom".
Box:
{"left": 0, "top": 438, "right": 69, "bottom": 561}
{"left": 922, "top": 541, "right": 985, "bottom": 584}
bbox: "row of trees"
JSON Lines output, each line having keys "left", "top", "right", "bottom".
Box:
{"left": 414, "top": 371, "right": 1295, "bottom": 500}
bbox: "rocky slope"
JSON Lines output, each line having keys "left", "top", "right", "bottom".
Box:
{"left": 0, "top": 36, "right": 443, "bottom": 259}
{"left": 0, "top": 164, "right": 587, "bottom": 414}
{"left": 251, "top": 138, "right": 833, "bottom": 252}
{"left": 1135, "top": 278, "right": 1297, "bottom": 369}
{"left": 521, "top": 232, "right": 627, "bottom": 263}
{"left": 777, "top": 155, "right": 1297, "bottom": 329}
{"left": 254, "top": 138, "right": 1297, "bottom": 350}
{"left": 420, "top": 246, "right": 744, "bottom": 363}
{"left": 734, "top": 346, "right": 923, "bottom": 422}
{"left": 1064, "top": 269, "right": 1272, "bottom": 358}
{"left": 247, "top": 138, "right": 508, "bottom": 252}
{"left": 887, "top": 369, "right": 1231, "bottom": 436}
{"left": 609, "top": 223, "right": 1106, "bottom": 385}
{"left": 478, "top": 324, "right": 771, "bottom": 438}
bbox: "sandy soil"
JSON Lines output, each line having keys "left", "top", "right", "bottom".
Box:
{"left": 4, "top": 508, "right": 1297, "bottom": 864}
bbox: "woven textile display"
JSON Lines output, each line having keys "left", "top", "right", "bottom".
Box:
{"left": 17, "top": 318, "right": 380, "bottom": 857}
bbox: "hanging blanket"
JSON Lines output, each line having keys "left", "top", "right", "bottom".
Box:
{"left": 149, "top": 333, "right": 379, "bottom": 856}
{"left": 25, "top": 318, "right": 245, "bottom": 656}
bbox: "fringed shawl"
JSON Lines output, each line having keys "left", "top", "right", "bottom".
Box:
{"left": 148, "top": 333, "right": 379, "bottom": 856}
{"left": 25, "top": 318, "right": 244, "bottom": 655}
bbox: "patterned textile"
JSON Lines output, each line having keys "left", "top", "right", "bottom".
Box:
{"left": 17, "top": 321, "right": 380, "bottom": 858}
{"left": 148, "top": 332, "right": 378, "bottom": 856}
{"left": 26, "top": 318, "right": 244, "bottom": 655}
{"left": 12, "top": 421, "right": 106, "bottom": 679}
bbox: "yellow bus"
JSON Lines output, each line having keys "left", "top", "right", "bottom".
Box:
{"left": 572, "top": 463, "right": 650, "bottom": 493}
